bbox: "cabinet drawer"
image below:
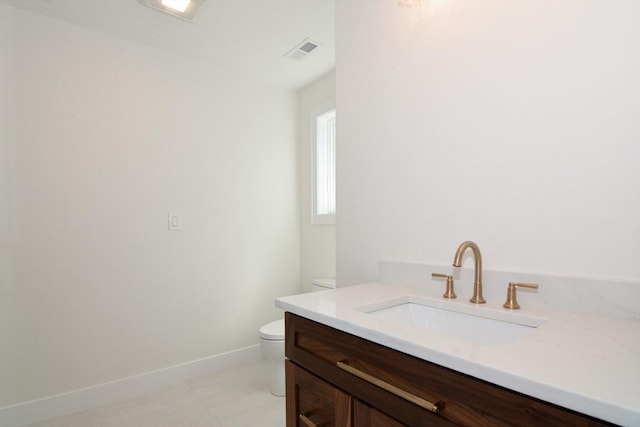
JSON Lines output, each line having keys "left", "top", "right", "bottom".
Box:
{"left": 286, "top": 360, "right": 351, "bottom": 427}
{"left": 285, "top": 312, "right": 614, "bottom": 427}
{"left": 354, "top": 399, "right": 410, "bottom": 427}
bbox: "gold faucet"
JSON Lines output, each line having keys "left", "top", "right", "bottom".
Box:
{"left": 431, "top": 273, "right": 457, "bottom": 299}
{"left": 503, "top": 282, "right": 539, "bottom": 309}
{"left": 452, "top": 241, "right": 486, "bottom": 304}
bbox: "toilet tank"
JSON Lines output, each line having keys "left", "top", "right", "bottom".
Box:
{"left": 312, "top": 278, "right": 336, "bottom": 292}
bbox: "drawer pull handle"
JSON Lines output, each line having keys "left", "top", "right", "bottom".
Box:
{"left": 299, "top": 413, "right": 317, "bottom": 427}
{"left": 337, "top": 360, "right": 444, "bottom": 414}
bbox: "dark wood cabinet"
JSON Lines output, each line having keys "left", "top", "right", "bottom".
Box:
{"left": 353, "top": 399, "right": 410, "bottom": 427}
{"left": 285, "top": 312, "right": 615, "bottom": 427}
{"left": 286, "top": 360, "right": 351, "bottom": 426}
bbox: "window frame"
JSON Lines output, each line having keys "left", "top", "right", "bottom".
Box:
{"left": 310, "top": 102, "right": 336, "bottom": 225}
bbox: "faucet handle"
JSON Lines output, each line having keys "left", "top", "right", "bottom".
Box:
{"left": 431, "top": 273, "right": 457, "bottom": 299}
{"left": 503, "top": 282, "right": 539, "bottom": 310}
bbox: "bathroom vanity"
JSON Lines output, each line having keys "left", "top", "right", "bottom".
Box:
{"left": 276, "top": 282, "right": 640, "bottom": 427}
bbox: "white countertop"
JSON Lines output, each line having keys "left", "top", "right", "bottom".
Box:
{"left": 276, "top": 282, "right": 640, "bottom": 426}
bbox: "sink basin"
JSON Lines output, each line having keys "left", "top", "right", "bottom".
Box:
{"left": 358, "top": 296, "right": 545, "bottom": 347}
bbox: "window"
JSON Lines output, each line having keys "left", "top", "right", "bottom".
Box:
{"left": 312, "top": 104, "right": 336, "bottom": 225}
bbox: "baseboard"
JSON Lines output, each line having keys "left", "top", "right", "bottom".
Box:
{"left": 0, "top": 345, "right": 262, "bottom": 427}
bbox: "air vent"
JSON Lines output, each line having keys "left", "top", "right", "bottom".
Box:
{"left": 284, "top": 38, "right": 319, "bottom": 61}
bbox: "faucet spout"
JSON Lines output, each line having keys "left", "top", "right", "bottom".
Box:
{"left": 452, "top": 241, "right": 486, "bottom": 304}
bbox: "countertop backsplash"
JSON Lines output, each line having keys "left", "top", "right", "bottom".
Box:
{"left": 378, "top": 260, "right": 640, "bottom": 320}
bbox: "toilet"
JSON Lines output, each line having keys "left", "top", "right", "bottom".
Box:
{"left": 259, "top": 319, "right": 287, "bottom": 396}
{"left": 259, "top": 278, "right": 336, "bottom": 396}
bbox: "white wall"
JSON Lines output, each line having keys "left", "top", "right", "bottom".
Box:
{"left": 0, "top": 5, "right": 300, "bottom": 405}
{"left": 336, "top": 1, "right": 640, "bottom": 285}
{"left": 298, "top": 72, "right": 336, "bottom": 292}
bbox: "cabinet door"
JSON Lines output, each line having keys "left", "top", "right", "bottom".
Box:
{"left": 286, "top": 360, "right": 352, "bottom": 427}
{"left": 353, "top": 399, "right": 408, "bottom": 427}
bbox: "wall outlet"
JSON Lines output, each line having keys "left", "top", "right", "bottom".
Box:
{"left": 168, "top": 212, "right": 182, "bottom": 231}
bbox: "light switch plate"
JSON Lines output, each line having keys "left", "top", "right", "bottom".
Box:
{"left": 168, "top": 212, "right": 182, "bottom": 231}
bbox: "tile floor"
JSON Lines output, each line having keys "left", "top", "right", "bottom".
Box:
{"left": 27, "top": 359, "right": 285, "bottom": 427}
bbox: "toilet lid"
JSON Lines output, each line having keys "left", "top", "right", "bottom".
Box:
{"left": 259, "top": 319, "right": 284, "bottom": 340}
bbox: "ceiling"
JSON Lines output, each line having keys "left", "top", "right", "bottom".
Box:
{"left": 5, "top": 0, "right": 335, "bottom": 90}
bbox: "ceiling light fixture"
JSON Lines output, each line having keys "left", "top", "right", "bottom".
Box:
{"left": 138, "top": 0, "right": 204, "bottom": 23}
{"left": 398, "top": 0, "right": 426, "bottom": 7}
{"left": 162, "top": 0, "right": 190, "bottom": 13}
